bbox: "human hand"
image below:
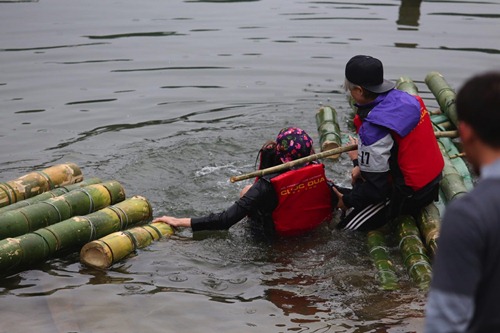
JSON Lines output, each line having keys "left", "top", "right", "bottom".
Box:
{"left": 332, "top": 187, "right": 348, "bottom": 211}
{"left": 152, "top": 216, "right": 192, "bottom": 228}
{"left": 347, "top": 135, "right": 359, "bottom": 161}
{"left": 351, "top": 166, "right": 361, "bottom": 185}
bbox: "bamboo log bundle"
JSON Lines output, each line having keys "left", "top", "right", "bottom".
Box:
{"left": 315, "top": 106, "right": 342, "bottom": 159}
{"left": 367, "top": 230, "right": 398, "bottom": 290}
{"left": 425, "top": 71, "right": 458, "bottom": 129}
{"left": 80, "top": 222, "right": 174, "bottom": 269}
{"left": 395, "top": 215, "right": 432, "bottom": 290}
{"left": 0, "top": 163, "right": 83, "bottom": 208}
{"left": 438, "top": 140, "right": 468, "bottom": 202}
{"left": 417, "top": 203, "right": 440, "bottom": 258}
{"left": 0, "top": 177, "right": 102, "bottom": 215}
{"left": 0, "top": 181, "right": 125, "bottom": 240}
{"left": 0, "top": 196, "right": 152, "bottom": 273}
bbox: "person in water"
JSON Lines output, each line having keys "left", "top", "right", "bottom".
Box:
{"left": 333, "top": 55, "right": 444, "bottom": 231}
{"left": 153, "top": 127, "right": 339, "bottom": 237}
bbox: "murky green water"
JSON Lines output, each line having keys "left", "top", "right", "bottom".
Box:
{"left": 0, "top": 0, "right": 499, "bottom": 332}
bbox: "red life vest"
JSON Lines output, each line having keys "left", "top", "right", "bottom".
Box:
{"left": 353, "top": 95, "right": 443, "bottom": 191}
{"left": 270, "top": 163, "right": 333, "bottom": 236}
{"left": 392, "top": 96, "right": 444, "bottom": 190}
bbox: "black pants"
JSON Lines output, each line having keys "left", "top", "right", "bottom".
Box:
{"left": 336, "top": 180, "right": 440, "bottom": 232}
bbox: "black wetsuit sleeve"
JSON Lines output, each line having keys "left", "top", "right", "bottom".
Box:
{"left": 191, "top": 179, "right": 277, "bottom": 232}
{"left": 342, "top": 171, "right": 390, "bottom": 209}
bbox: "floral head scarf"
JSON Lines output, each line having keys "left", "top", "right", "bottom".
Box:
{"left": 275, "top": 127, "right": 314, "bottom": 163}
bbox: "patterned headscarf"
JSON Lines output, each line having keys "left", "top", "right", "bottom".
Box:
{"left": 275, "top": 127, "right": 314, "bottom": 163}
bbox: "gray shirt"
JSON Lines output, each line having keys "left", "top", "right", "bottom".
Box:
{"left": 425, "top": 158, "right": 500, "bottom": 332}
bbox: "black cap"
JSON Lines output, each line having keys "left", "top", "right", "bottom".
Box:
{"left": 345, "top": 55, "right": 396, "bottom": 93}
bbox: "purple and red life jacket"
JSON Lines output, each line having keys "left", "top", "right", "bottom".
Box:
{"left": 354, "top": 89, "right": 443, "bottom": 191}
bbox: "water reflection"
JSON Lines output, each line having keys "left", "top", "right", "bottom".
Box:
{"left": 1, "top": 0, "right": 498, "bottom": 331}
{"left": 45, "top": 104, "right": 247, "bottom": 150}
{"left": 397, "top": 0, "right": 422, "bottom": 29}
{"left": 84, "top": 31, "right": 186, "bottom": 39}
{"left": 0, "top": 43, "right": 108, "bottom": 52}
{"left": 186, "top": 0, "right": 260, "bottom": 2}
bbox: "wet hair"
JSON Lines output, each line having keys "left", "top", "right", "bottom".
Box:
{"left": 456, "top": 71, "right": 500, "bottom": 148}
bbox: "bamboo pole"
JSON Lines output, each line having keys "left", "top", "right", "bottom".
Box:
{"left": 425, "top": 71, "right": 458, "bottom": 129}
{"left": 230, "top": 144, "right": 358, "bottom": 183}
{"left": 417, "top": 203, "right": 440, "bottom": 258}
{"left": 434, "top": 130, "right": 458, "bottom": 138}
{"left": 315, "top": 106, "right": 342, "bottom": 159}
{"left": 367, "top": 230, "right": 399, "bottom": 290}
{"left": 231, "top": 128, "right": 461, "bottom": 183}
{"left": 80, "top": 222, "right": 174, "bottom": 269}
{"left": 395, "top": 215, "right": 432, "bottom": 290}
{"left": 0, "top": 163, "right": 83, "bottom": 208}
{"left": 0, "top": 181, "right": 125, "bottom": 240}
{"left": 0, "top": 177, "right": 102, "bottom": 215}
{"left": 0, "top": 196, "right": 152, "bottom": 273}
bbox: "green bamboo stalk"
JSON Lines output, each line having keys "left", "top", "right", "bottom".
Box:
{"left": 430, "top": 114, "right": 452, "bottom": 129}
{"left": 315, "top": 106, "right": 342, "bottom": 159}
{"left": 439, "top": 137, "right": 473, "bottom": 191}
{"left": 425, "top": 71, "right": 458, "bottom": 129}
{"left": 395, "top": 215, "right": 432, "bottom": 290}
{"left": 367, "top": 230, "right": 399, "bottom": 290}
{"left": 396, "top": 76, "right": 419, "bottom": 95}
{"left": 438, "top": 140, "right": 468, "bottom": 202}
{"left": 0, "top": 163, "right": 83, "bottom": 208}
{"left": 0, "top": 177, "right": 102, "bottom": 215}
{"left": 0, "top": 196, "right": 152, "bottom": 273}
{"left": 417, "top": 203, "right": 440, "bottom": 258}
{"left": 0, "top": 181, "right": 125, "bottom": 240}
{"left": 80, "top": 222, "right": 174, "bottom": 269}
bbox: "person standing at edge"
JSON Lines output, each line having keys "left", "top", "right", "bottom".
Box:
{"left": 425, "top": 72, "right": 500, "bottom": 332}
{"left": 153, "top": 127, "right": 339, "bottom": 237}
{"left": 333, "top": 55, "right": 444, "bottom": 231}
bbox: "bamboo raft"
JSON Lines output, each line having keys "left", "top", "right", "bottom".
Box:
{"left": 0, "top": 164, "right": 156, "bottom": 274}
{"left": 0, "top": 72, "right": 470, "bottom": 283}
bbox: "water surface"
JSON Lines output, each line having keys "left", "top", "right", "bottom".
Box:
{"left": 0, "top": 0, "right": 499, "bottom": 332}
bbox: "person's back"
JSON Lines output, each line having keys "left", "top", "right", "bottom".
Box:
{"left": 268, "top": 162, "right": 332, "bottom": 236}
{"left": 428, "top": 177, "right": 500, "bottom": 332}
{"left": 425, "top": 71, "right": 500, "bottom": 332}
